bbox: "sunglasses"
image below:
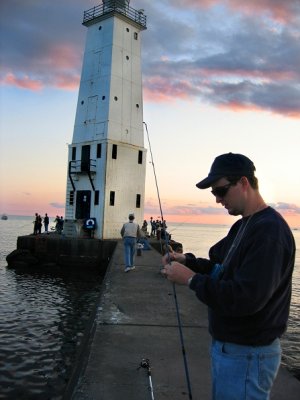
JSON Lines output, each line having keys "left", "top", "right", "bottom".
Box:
{"left": 211, "top": 183, "right": 234, "bottom": 198}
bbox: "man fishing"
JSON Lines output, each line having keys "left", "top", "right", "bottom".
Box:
{"left": 161, "top": 152, "right": 295, "bottom": 400}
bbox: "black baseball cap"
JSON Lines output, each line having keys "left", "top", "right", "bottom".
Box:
{"left": 196, "top": 153, "right": 256, "bottom": 189}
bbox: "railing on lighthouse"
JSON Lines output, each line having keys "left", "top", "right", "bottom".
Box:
{"left": 83, "top": 0, "right": 147, "bottom": 28}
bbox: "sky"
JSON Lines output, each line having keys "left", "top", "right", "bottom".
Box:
{"left": 0, "top": 0, "right": 300, "bottom": 228}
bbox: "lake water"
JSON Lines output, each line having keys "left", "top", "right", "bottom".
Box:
{"left": 0, "top": 216, "right": 299, "bottom": 399}
{"left": 0, "top": 216, "right": 105, "bottom": 399}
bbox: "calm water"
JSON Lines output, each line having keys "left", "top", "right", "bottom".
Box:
{"left": 0, "top": 216, "right": 104, "bottom": 399}
{"left": 0, "top": 217, "right": 299, "bottom": 399}
{"left": 167, "top": 222, "right": 300, "bottom": 380}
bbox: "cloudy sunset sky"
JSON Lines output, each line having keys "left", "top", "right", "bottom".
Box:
{"left": 1, "top": 0, "right": 300, "bottom": 227}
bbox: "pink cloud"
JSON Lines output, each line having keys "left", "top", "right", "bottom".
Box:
{"left": 226, "top": 0, "right": 297, "bottom": 23}
{"left": 37, "top": 43, "right": 82, "bottom": 89}
{"left": 216, "top": 101, "right": 300, "bottom": 118}
{"left": 143, "top": 77, "right": 195, "bottom": 102}
{"left": 53, "top": 73, "right": 80, "bottom": 90}
{"left": 2, "top": 73, "right": 43, "bottom": 91}
{"left": 45, "top": 43, "right": 82, "bottom": 70}
{"left": 216, "top": 101, "right": 300, "bottom": 119}
{"left": 1, "top": 42, "right": 81, "bottom": 91}
{"left": 144, "top": 87, "right": 181, "bottom": 103}
{"left": 217, "top": 101, "right": 263, "bottom": 113}
{"left": 177, "top": 0, "right": 297, "bottom": 23}
{"left": 197, "top": 68, "right": 297, "bottom": 82}
{"left": 1, "top": 71, "right": 80, "bottom": 91}
{"left": 174, "top": 0, "right": 219, "bottom": 8}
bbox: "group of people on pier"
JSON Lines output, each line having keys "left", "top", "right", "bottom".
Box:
{"left": 33, "top": 213, "right": 47, "bottom": 235}
{"left": 141, "top": 217, "right": 170, "bottom": 241}
{"left": 33, "top": 213, "right": 64, "bottom": 234}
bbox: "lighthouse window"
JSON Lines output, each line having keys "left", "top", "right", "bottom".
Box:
{"left": 114, "top": 96, "right": 118, "bottom": 101}
{"left": 112, "top": 144, "right": 117, "bottom": 159}
{"left": 99, "top": 26, "right": 102, "bottom": 30}
{"left": 110, "top": 191, "right": 115, "bottom": 206}
{"left": 138, "top": 150, "right": 143, "bottom": 164}
{"left": 136, "top": 194, "right": 141, "bottom": 208}
{"left": 97, "top": 143, "right": 102, "bottom": 158}
{"left": 126, "top": 55, "right": 129, "bottom": 60}
{"left": 126, "top": 28, "right": 130, "bottom": 32}
{"left": 134, "top": 32, "right": 138, "bottom": 40}
{"left": 102, "top": 95, "right": 106, "bottom": 100}
{"left": 136, "top": 104, "right": 139, "bottom": 108}
{"left": 94, "top": 190, "right": 99, "bottom": 205}
{"left": 72, "top": 147, "right": 76, "bottom": 161}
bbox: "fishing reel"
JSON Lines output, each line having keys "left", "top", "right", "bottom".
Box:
{"left": 139, "top": 358, "right": 151, "bottom": 370}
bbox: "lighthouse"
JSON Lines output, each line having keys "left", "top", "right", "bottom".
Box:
{"left": 64, "top": 1, "right": 147, "bottom": 239}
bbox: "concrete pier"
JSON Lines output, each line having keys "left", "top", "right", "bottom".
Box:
{"left": 6, "top": 234, "right": 117, "bottom": 270}
{"left": 69, "top": 241, "right": 300, "bottom": 399}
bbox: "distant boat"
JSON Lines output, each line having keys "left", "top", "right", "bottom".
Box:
{"left": 1, "top": 214, "right": 8, "bottom": 220}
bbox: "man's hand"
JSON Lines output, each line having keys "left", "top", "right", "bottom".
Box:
{"left": 162, "top": 251, "right": 186, "bottom": 266}
{"left": 161, "top": 262, "right": 195, "bottom": 285}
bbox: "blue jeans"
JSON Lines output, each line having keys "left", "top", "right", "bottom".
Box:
{"left": 123, "top": 237, "right": 136, "bottom": 268}
{"left": 211, "top": 338, "right": 281, "bottom": 400}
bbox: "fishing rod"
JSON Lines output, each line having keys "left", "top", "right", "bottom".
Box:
{"left": 138, "top": 358, "right": 155, "bottom": 400}
{"left": 143, "top": 122, "right": 165, "bottom": 252}
{"left": 143, "top": 121, "right": 193, "bottom": 400}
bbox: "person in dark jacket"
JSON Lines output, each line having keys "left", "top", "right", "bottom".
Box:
{"left": 161, "top": 153, "right": 295, "bottom": 400}
{"left": 43, "top": 213, "right": 49, "bottom": 233}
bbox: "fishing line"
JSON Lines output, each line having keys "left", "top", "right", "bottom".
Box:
{"left": 143, "top": 122, "right": 165, "bottom": 242}
{"left": 167, "top": 217, "right": 195, "bottom": 234}
{"left": 143, "top": 121, "right": 193, "bottom": 400}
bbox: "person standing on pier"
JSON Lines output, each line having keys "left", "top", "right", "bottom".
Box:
{"left": 150, "top": 216, "right": 156, "bottom": 237}
{"left": 44, "top": 213, "right": 49, "bottom": 233}
{"left": 162, "top": 152, "right": 295, "bottom": 400}
{"left": 120, "top": 213, "right": 142, "bottom": 273}
{"left": 141, "top": 219, "right": 148, "bottom": 236}
{"left": 33, "top": 213, "right": 39, "bottom": 235}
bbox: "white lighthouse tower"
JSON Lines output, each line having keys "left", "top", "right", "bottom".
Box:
{"left": 64, "top": 1, "right": 147, "bottom": 239}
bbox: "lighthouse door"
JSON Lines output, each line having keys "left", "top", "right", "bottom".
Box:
{"left": 75, "top": 190, "right": 91, "bottom": 219}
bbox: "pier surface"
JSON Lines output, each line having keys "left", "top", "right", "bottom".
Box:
{"left": 71, "top": 240, "right": 300, "bottom": 399}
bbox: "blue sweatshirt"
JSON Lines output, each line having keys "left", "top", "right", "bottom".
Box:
{"left": 186, "top": 207, "right": 295, "bottom": 345}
